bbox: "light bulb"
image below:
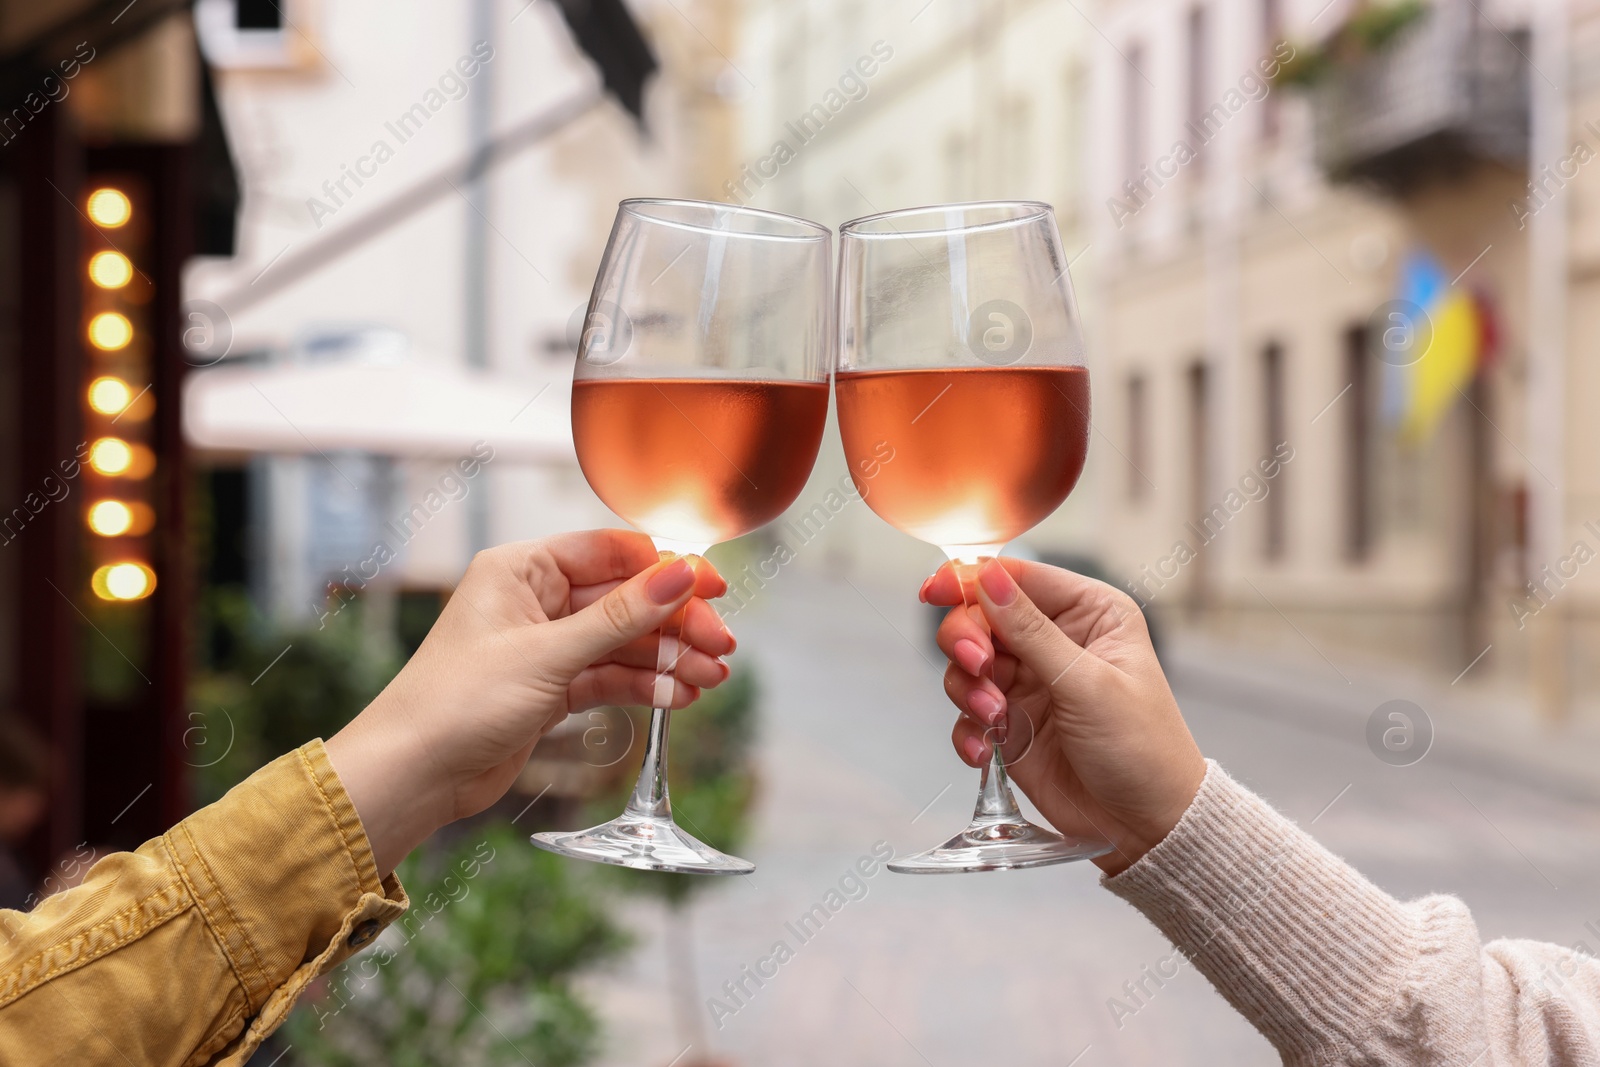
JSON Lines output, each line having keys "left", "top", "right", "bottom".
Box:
{"left": 89, "top": 251, "right": 133, "bottom": 289}
{"left": 87, "top": 188, "right": 131, "bottom": 228}
{"left": 88, "top": 500, "right": 134, "bottom": 536}
{"left": 92, "top": 562, "right": 155, "bottom": 601}
{"left": 88, "top": 376, "right": 133, "bottom": 415}
{"left": 88, "top": 437, "right": 133, "bottom": 475}
{"left": 88, "top": 312, "right": 133, "bottom": 351}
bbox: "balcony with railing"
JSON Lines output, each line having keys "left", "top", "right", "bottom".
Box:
{"left": 1310, "top": 3, "right": 1529, "bottom": 189}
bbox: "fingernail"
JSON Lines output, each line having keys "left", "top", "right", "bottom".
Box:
{"left": 917, "top": 575, "right": 933, "bottom": 603}
{"left": 962, "top": 735, "right": 986, "bottom": 763}
{"left": 968, "top": 687, "right": 1004, "bottom": 725}
{"left": 978, "top": 561, "right": 1017, "bottom": 606}
{"left": 953, "top": 638, "right": 988, "bottom": 676}
{"left": 647, "top": 558, "right": 695, "bottom": 604}
{"left": 724, "top": 628, "right": 737, "bottom": 652}
{"left": 715, "top": 656, "right": 731, "bottom": 680}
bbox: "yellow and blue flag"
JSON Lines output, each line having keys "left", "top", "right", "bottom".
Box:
{"left": 1382, "top": 250, "right": 1483, "bottom": 442}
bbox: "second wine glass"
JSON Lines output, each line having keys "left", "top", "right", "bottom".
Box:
{"left": 532, "top": 198, "right": 832, "bottom": 874}
{"left": 834, "top": 200, "right": 1112, "bottom": 873}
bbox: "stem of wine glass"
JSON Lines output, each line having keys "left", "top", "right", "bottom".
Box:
{"left": 944, "top": 547, "right": 1027, "bottom": 826}
{"left": 623, "top": 540, "right": 709, "bottom": 822}
{"left": 622, "top": 618, "right": 683, "bottom": 820}
{"left": 975, "top": 737, "right": 1025, "bottom": 822}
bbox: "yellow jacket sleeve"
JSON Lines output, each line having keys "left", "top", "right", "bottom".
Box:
{"left": 0, "top": 739, "right": 408, "bottom": 1066}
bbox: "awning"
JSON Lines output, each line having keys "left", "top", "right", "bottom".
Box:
{"left": 183, "top": 360, "right": 575, "bottom": 463}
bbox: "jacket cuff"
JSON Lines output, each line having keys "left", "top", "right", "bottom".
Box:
{"left": 163, "top": 739, "right": 408, "bottom": 1018}
{"left": 1102, "top": 760, "right": 1417, "bottom": 1063}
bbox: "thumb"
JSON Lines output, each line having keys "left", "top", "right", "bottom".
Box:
{"left": 974, "top": 558, "right": 1101, "bottom": 699}
{"left": 541, "top": 555, "right": 698, "bottom": 678}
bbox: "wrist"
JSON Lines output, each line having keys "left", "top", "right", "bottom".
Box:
{"left": 1095, "top": 755, "right": 1209, "bottom": 877}
{"left": 325, "top": 696, "right": 455, "bottom": 876}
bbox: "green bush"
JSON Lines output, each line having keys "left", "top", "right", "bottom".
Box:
{"left": 1273, "top": 0, "right": 1427, "bottom": 87}
{"left": 284, "top": 824, "right": 629, "bottom": 1067}
{"left": 187, "top": 589, "right": 394, "bottom": 805}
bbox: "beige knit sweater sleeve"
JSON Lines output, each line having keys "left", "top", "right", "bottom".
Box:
{"left": 1104, "top": 761, "right": 1600, "bottom": 1065}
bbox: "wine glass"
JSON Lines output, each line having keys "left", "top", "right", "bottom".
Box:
{"left": 532, "top": 198, "right": 832, "bottom": 875}
{"left": 834, "top": 200, "right": 1112, "bottom": 873}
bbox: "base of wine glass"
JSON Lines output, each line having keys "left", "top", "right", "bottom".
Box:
{"left": 888, "top": 815, "right": 1112, "bottom": 874}
{"left": 531, "top": 811, "right": 755, "bottom": 876}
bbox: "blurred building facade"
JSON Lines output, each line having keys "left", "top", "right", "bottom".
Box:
{"left": 0, "top": 0, "right": 235, "bottom": 867}
{"left": 725, "top": 0, "right": 1098, "bottom": 588}
{"left": 723, "top": 0, "right": 1600, "bottom": 712}
{"left": 1085, "top": 0, "right": 1600, "bottom": 711}
{"left": 182, "top": 0, "right": 744, "bottom": 625}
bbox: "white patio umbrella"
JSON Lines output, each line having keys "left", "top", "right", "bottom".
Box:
{"left": 182, "top": 358, "right": 575, "bottom": 463}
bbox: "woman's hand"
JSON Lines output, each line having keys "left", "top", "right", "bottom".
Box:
{"left": 922, "top": 558, "right": 1206, "bottom": 875}
{"left": 327, "top": 530, "right": 735, "bottom": 874}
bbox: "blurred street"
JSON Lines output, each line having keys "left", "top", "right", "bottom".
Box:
{"left": 584, "top": 561, "right": 1600, "bottom": 1067}
{"left": 6, "top": 1, "right": 1600, "bottom": 1062}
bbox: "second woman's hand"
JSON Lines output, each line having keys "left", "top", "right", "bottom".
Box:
{"left": 922, "top": 558, "right": 1206, "bottom": 875}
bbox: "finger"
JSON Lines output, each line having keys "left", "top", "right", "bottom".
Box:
{"left": 1006, "top": 560, "right": 1147, "bottom": 649}
{"left": 535, "top": 528, "right": 662, "bottom": 586}
{"left": 942, "top": 663, "right": 1007, "bottom": 727}
{"left": 929, "top": 558, "right": 1140, "bottom": 648}
{"left": 566, "top": 664, "right": 704, "bottom": 713}
{"left": 687, "top": 597, "right": 734, "bottom": 649}
{"left": 541, "top": 556, "right": 699, "bottom": 679}
{"left": 684, "top": 555, "right": 729, "bottom": 600}
{"left": 919, "top": 561, "right": 959, "bottom": 606}
{"left": 973, "top": 559, "right": 1106, "bottom": 702}
{"left": 935, "top": 603, "right": 994, "bottom": 676}
{"left": 568, "top": 589, "right": 734, "bottom": 656}
{"left": 920, "top": 559, "right": 985, "bottom": 606}
{"left": 568, "top": 557, "right": 728, "bottom": 612}
{"left": 991, "top": 651, "right": 1019, "bottom": 692}
{"left": 951, "top": 715, "right": 990, "bottom": 768}
{"left": 602, "top": 638, "right": 730, "bottom": 688}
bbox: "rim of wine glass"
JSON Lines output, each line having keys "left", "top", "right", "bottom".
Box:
{"left": 839, "top": 199, "right": 1054, "bottom": 239}
{"left": 619, "top": 197, "right": 831, "bottom": 243}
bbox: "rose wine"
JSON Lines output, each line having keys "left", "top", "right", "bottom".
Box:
{"left": 573, "top": 377, "right": 830, "bottom": 546}
{"left": 834, "top": 365, "right": 1090, "bottom": 550}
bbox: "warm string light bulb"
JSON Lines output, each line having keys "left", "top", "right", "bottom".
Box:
{"left": 89, "top": 250, "right": 133, "bottom": 289}
{"left": 86, "top": 499, "right": 154, "bottom": 537}
{"left": 92, "top": 562, "right": 155, "bottom": 601}
{"left": 88, "top": 437, "right": 133, "bottom": 475}
{"left": 87, "top": 188, "right": 131, "bottom": 228}
{"left": 88, "top": 376, "right": 133, "bottom": 415}
{"left": 88, "top": 311, "right": 133, "bottom": 351}
{"left": 88, "top": 500, "right": 133, "bottom": 536}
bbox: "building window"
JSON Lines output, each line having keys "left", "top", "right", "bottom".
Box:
{"left": 1003, "top": 96, "right": 1035, "bottom": 194}
{"left": 1343, "top": 325, "right": 1372, "bottom": 561}
{"left": 1262, "top": 342, "right": 1287, "bottom": 559}
{"left": 1186, "top": 360, "right": 1211, "bottom": 614}
{"left": 943, "top": 132, "right": 970, "bottom": 202}
{"left": 1261, "top": 0, "right": 1283, "bottom": 143}
{"left": 196, "top": 0, "right": 298, "bottom": 69}
{"left": 1061, "top": 63, "right": 1087, "bottom": 225}
{"left": 1124, "top": 43, "right": 1146, "bottom": 184}
{"left": 1126, "top": 371, "right": 1149, "bottom": 502}
{"left": 1187, "top": 360, "right": 1209, "bottom": 525}
{"left": 235, "top": 0, "right": 283, "bottom": 30}
{"left": 1186, "top": 6, "right": 1209, "bottom": 171}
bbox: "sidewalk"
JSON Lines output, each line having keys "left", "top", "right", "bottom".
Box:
{"left": 1164, "top": 627, "right": 1600, "bottom": 806}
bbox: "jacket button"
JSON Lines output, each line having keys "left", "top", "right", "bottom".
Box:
{"left": 347, "top": 919, "right": 381, "bottom": 949}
